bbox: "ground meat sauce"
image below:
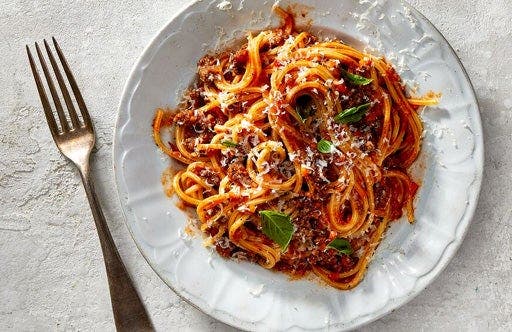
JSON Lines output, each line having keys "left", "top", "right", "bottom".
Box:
{"left": 156, "top": 8, "right": 426, "bottom": 287}
{"left": 170, "top": 51, "right": 412, "bottom": 281}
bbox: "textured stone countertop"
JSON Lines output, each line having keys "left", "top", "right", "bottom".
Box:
{"left": 1, "top": 0, "right": 511, "bottom": 331}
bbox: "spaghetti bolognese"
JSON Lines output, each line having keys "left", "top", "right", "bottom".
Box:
{"left": 152, "top": 6, "right": 437, "bottom": 289}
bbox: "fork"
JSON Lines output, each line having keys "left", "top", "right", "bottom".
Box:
{"left": 26, "top": 38, "right": 153, "bottom": 331}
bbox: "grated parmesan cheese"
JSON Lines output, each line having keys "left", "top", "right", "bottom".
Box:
{"left": 216, "top": 0, "right": 232, "bottom": 11}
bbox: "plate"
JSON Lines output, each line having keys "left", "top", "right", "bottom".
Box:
{"left": 113, "top": 0, "right": 483, "bottom": 330}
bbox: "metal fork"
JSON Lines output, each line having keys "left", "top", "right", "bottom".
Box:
{"left": 26, "top": 38, "right": 153, "bottom": 331}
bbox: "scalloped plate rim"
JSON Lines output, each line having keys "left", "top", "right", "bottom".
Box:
{"left": 112, "top": 0, "right": 484, "bottom": 330}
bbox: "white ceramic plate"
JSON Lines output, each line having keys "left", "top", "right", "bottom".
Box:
{"left": 113, "top": 0, "right": 483, "bottom": 330}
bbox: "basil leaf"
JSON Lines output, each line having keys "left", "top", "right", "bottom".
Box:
{"left": 342, "top": 69, "right": 373, "bottom": 85}
{"left": 317, "top": 139, "right": 335, "bottom": 154}
{"left": 333, "top": 102, "right": 372, "bottom": 124}
{"left": 295, "top": 95, "right": 314, "bottom": 122}
{"left": 326, "top": 238, "right": 353, "bottom": 255}
{"left": 295, "top": 105, "right": 310, "bottom": 123}
{"left": 221, "top": 140, "right": 238, "bottom": 148}
{"left": 260, "top": 210, "right": 294, "bottom": 251}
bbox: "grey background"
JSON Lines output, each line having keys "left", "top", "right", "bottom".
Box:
{"left": 0, "top": 0, "right": 510, "bottom": 330}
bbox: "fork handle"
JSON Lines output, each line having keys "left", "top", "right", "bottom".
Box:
{"left": 79, "top": 166, "right": 154, "bottom": 331}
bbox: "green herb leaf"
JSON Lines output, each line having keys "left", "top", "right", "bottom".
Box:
{"left": 221, "top": 140, "right": 238, "bottom": 148}
{"left": 343, "top": 70, "right": 373, "bottom": 86}
{"left": 295, "top": 105, "right": 310, "bottom": 123}
{"left": 317, "top": 139, "right": 335, "bottom": 154}
{"left": 260, "top": 210, "right": 295, "bottom": 251}
{"left": 295, "top": 95, "right": 315, "bottom": 122}
{"left": 326, "top": 238, "right": 353, "bottom": 255}
{"left": 333, "top": 102, "right": 372, "bottom": 124}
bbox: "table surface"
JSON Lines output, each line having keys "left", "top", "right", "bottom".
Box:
{"left": 1, "top": 0, "right": 511, "bottom": 331}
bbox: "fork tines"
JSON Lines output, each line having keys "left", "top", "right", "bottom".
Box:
{"left": 26, "top": 38, "right": 92, "bottom": 138}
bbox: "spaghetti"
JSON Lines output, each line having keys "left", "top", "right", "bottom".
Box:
{"left": 153, "top": 7, "right": 437, "bottom": 290}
